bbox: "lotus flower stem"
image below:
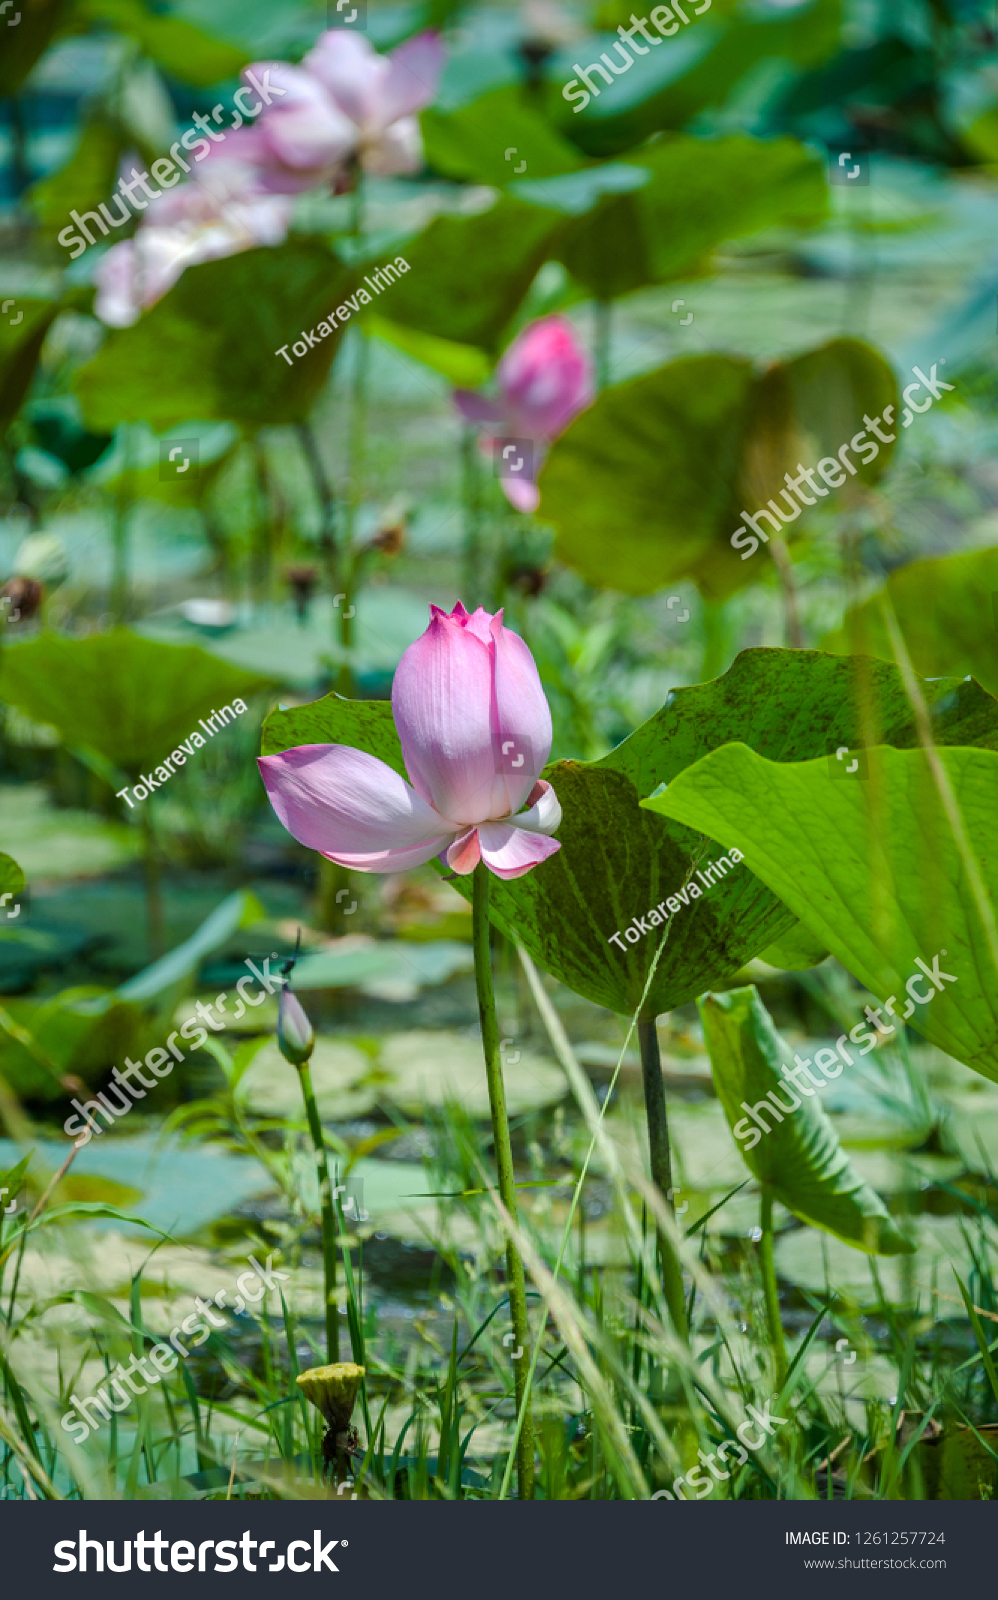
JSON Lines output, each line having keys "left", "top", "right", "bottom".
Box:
{"left": 460, "top": 423, "right": 484, "bottom": 607}
{"left": 593, "top": 298, "right": 612, "bottom": 393}
{"left": 139, "top": 806, "right": 164, "bottom": 959}
{"left": 759, "top": 1185, "right": 787, "bottom": 1387}
{"left": 297, "top": 1058, "right": 340, "bottom": 1364}
{"left": 472, "top": 861, "right": 535, "bottom": 1499}
{"left": 336, "top": 329, "right": 370, "bottom": 697}
{"left": 111, "top": 424, "right": 134, "bottom": 624}
{"left": 636, "top": 1015, "right": 688, "bottom": 1342}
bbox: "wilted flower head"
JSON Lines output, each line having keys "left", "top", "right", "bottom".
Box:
{"left": 453, "top": 316, "right": 592, "bottom": 512}
{"left": 258, "top": 602, "right": 562, "bottom": 882}
{"left": 296, "top": 1361, "right": 365, "bottom": 1432}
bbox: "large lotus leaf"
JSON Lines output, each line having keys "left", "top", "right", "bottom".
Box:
{"left": 0, "top": 856, "right": 25, "bottom": 902}
{"left": 700, "top": 986, "right": 912, "bottom": 1254}
{"left": 646, "top": 745, "right": 998, "bottom": 1082}
{"left": 823, "top": 545, "right": 998, "bottom": 701}
{"left": 75, "top": 242, "right": 354, "bottom": 430}
{"left": 0, "top": 986, "right": 144, "bottom": 1100}
{"left": 422, "top": 87, "right": 587, "bottom": 186}
{"left": 0, "top": 630, "right": 273, "bottom": 773}
{"left": 552, "top": 135, "right": 827, "bottom": 299}
{"left": 741, "top": 336, "right": 898, "bottom": 507}
{"left": 0, "top": 298, "right": 61, "bottom": 435}
{"left": 541, "top": 355, "right": 756, "bottom": 597}
{"left": 77, "top": 0, "right": 249, "bottom": 86}
{"left": 261, "top": 648, "right": 998, "bottom": 1017}
{"left": 569, "top": 0, "right": 841, "bottom": 158}
{"left": 364, "top": 314, "right": 491, "bottom": 387}
{"left": 540, "top": 337, "right": 895, "bottom": 599}
{"left": 371, "top": 196, "right": 566, "bottom": 355}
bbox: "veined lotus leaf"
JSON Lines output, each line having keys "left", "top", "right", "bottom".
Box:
{"left": 0, "top": 629, "right": 273, "bottom": 773}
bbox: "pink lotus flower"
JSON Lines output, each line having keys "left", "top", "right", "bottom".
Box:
{"left": 244, "top": 30, "right": 444, "bottom": 190}
{"left": 93, "top": 158, "right": 293, "bottom": 327}
{"left": 453, "top": 315, "right": 593, "bottom": 512}
{"left": 258, "top": 603, "right": 562, "bottom": 882}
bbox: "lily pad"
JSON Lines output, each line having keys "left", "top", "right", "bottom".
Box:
{"left": 0, "top": 783, "right": 137, "bottom": 880}
{"left": 378, "top": 1031, "right": 566, "bottom": 1118}
{"left": 236, "top": 1037, "right": 377, "bottom": 1121}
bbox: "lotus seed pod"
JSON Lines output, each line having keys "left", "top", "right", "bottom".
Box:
{"left": 296, "top": 1362, "right": 365, "bottom": 1432}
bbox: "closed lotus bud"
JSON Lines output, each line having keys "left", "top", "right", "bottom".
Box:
{"left": 277, "top": 987, "right": 314, "bottom": 1066}
{"left": 296, "top": 1362, "right": 365, "bottom": 1434}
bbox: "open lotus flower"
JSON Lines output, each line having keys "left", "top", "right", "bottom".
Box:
{"left": 453, "top": 315, "right": 593, "bottom": 512}
{"left": 244, "top": 30, "right": 444, "bottom": 188}
{"left": 258, "top": 603, "right": 562, "bottom": 881}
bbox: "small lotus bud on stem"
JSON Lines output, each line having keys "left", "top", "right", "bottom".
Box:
{"left": 277, "top": 987, "right": 314, "bottom": 1067}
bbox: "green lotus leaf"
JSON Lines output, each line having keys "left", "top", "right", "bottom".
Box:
{"left": 700, "top": 986, "right": 912, "bottom": 1255}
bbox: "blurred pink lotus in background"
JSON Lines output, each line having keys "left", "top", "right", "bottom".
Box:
{"left": 93, "top": 29, "right": 443, "bottom": 325}
{"left": 243, "top": 30, "right": 444, "bottom": 189}
{"left": 93, "top": 157, "right": 294, "bottom": 327}
{"left": 258, "top": 602, "right": 562, "bottom": 882}
{"left": 453, "top": 316, "right": 593, "bottom": 512}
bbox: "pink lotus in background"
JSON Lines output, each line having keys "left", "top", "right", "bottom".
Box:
{"left": 258, "top": 603, "right": 562, "bottom": 882}
{"left": 93, "top": 159, "right": 293, "bottom": 327}
{"left": 453, "top": 315, "right": 593, "bottom": 512}
{"left": 244, "top": 30, "right": 444, "bottom": 189}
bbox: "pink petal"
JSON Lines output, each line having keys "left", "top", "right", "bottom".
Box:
{"left": 362, "top": 115, "right": 423, "bottom": 176}
{"left": 498, "top": 315, "right": 593, "bottom": 439}
{"left": 446, "top": 827, "right": 481, "bottom": 874}
{"left": 491, "top": 613, "right": 552, "bottom": 814}
{"left": 452, "top": 389, "right": 507, "bottom": 428}
{"left": 441, "top": 601, "right": 493, "bottom": 645}
{"left": 303, "top": 31, "right": 385, "bottom": 128}
{"left": 500, "top": 475, "right": 540, "bottom": 514}
{"left": 379, "top": 31, "right": 446, "bottom": 124}
{"left": 392, "top": 609, "right": 501, "bottom": 826}
{"left": 509, "top": 778, "right": 560, "bottom": 836}
{"left": 477, "top": 823, "right": 561, "bottom": 881}
{"left": 256, "top": 68, "right": 355, "bottom": 172}
{"left": 257, "top": 744, "right": 453, "bottom": 872}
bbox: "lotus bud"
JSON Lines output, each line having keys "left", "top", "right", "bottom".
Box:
{"left": 277, "top": 987, "right": 314, "bottom": 1067}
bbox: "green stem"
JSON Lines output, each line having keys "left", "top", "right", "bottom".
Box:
{"left": 699, "top": 593, "right": 728, "bottom": 683}
{"left": 593, "top": 298, "right": 612, "bottom": 393}
{"left": 472, "top": 862, "right": 535, "bottom": 1499}
{"left": 460, "top": 424, "right": 483, "bottom": 607}
{"left": 337, "top": 329, "right": 369, "bottom": 697}
{"left": 139, "top": 806, "right": 164, "bottom": 959}
{"left": 111, "top": 426, "right": 134, "bottom": 625}
{"left": 636, "top": 1015, "right": 687, "bottom": 1343}
{"left": 759, "top": 1186, "right": 787, "bottom": 1388}
{"left": 298, "top": 1058, "right": 339, "bottom": 1364}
